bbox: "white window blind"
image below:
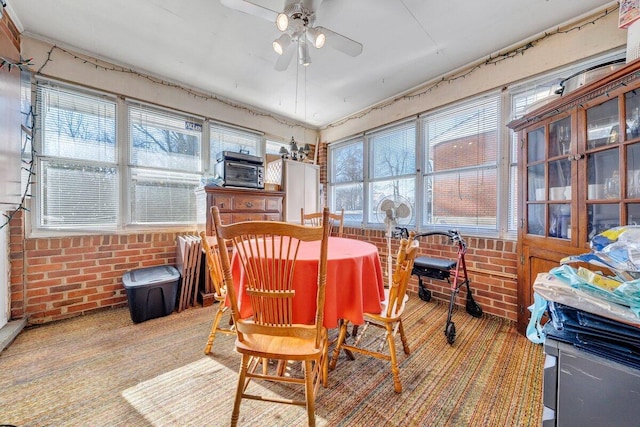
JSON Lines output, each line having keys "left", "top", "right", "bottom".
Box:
{"left": 423, "top": 93, "right": 500, "bottom": 229}
{"left": 40, "top": 161, "right": 118, "bottom": 227}
{"left": 368, "top": 122, "right": 416, "bottom": 226}
{"left": 130, "top": 169, "right": 199, "bottom": 224}
{"left": 129, "top": 105, "right": 202, "bottom": 171}
{"left": 39, "top": 84, "right": 116, "bottom": 162}
{"left": 210, "top": 123, "right": 262, "bottom": 167}
{"left": 35, "top": 81, "right": 274, "bottom": 231}
{"left": 369, "top": 123, "right": 416, "bottom": 179}
{"left": 37, "top": 84, "right": 118, "bottom": 229}
{"left": 330, "top": 138, "right": 364, "bottom": 223}
{"left": 128, "top": 104, "right": 202, "bottom": 224}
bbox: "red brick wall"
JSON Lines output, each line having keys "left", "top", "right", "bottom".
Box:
{"left": 319, "top": 137, "right": 516, "bottom": 321}
{"left": 9, "top": 210, "right": 190, "bottom": 324}
{"left": 8, "top": 139, "right": 516, "bottom": 325}
{"left": 0, "top": 9, "right": 20, "bottom": 52}
{"left": 9, "top": 209, "right": 517, "bottom": 324}
{"left": 340, "top": 226, "right": 518, "bottom": 321}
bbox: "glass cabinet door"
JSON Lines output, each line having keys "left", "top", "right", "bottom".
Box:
{"left": 525, "top": 118, "right": 572, "bottom": 240}
{"left": 526, "top": 127, "right": 545, "bottom": 236}
{"left": 628, "top": 143, "right": 640, "bottom": 228}
{"left": 549, "top": 116, "right": 572, "bottom": 158}
{"left": 586, "top": 98, "right": 620, "bottom": 241}
{"left": 626, "top": 91, "right": 640, "bottom": 227}
{"left": 522, "top": 83, "right": 640, "bottom": 245}
{"left": 587, "top": 98, "right": 619, "bottom": 149}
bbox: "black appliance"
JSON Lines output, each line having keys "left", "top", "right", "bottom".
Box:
{"left": 214, "top": 151, "right": 264, "bottom": 189}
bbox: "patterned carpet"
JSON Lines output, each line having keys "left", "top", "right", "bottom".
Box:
{"left": 0, "top": 297, "right": 544, "bottom": 426}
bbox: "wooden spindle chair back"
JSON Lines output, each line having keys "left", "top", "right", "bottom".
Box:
{"left": 301, "top": 207, "right": 344, "bottom": 237}
{"left": 212, "top": 206, "right": 331, "bottom": 427}
{"left": 200, "top": 230, "right": 235, "bottom": 354}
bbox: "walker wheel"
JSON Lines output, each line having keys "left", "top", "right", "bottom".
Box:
{"left": 418, "top": 285, "right": 432, "bottom": 302}
{"left": 445, "top": 322, "right": 456, "bottom": 345}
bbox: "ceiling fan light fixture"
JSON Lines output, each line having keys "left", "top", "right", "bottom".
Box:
{"left": 273, "top": 33, "right": 291, "bottom": 55}
{"left": 306, "top": 27, "right": 325, "bottom": 49}
{"left": 298, "top": 41, "right": 311, "bottom": 66}
{"left": 276, "top": 12, "right": 289, "bottom": 31}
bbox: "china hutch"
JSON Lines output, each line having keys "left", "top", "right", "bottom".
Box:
{"left": 508, "top": 59, "right": 640, "bottom": 334}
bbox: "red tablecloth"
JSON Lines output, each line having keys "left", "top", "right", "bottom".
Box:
{"left": 231, "top": 237, "right": 384, "bottom": 328}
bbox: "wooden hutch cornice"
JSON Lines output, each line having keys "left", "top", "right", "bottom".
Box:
{"left": 508, "top": 58, "right": 640, "bottom": 132}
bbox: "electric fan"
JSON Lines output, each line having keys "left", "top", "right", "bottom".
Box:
{"left": 375, "top": 195, "right": 413, "bottom": 286}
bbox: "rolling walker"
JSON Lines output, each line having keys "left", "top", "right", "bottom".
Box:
{"left": 411, "top": 230, "right": 483, "bottom": 344}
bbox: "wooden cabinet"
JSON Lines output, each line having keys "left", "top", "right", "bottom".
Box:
{"left": 508, "top": 59, "right": 640, "bottom": 334}
{"left": 196, "top": 186, "right": 285, "bottom": 235}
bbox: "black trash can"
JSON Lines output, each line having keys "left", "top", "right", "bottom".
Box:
{"left": 122, "top": 265, "right": 180, "bottom": 323}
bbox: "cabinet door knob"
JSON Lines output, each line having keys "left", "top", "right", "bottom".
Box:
{"left": 246, "top": 201, "right": 253, "bottom": 208}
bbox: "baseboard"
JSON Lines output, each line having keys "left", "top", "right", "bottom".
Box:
{"left": 0, "top": 318, "right": 27, "bottom": 353}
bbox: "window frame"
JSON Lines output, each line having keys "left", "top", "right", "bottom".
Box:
{"left": 328, "top": 136, "right": 365, "bottom": 226}
{"left": 365, "top": 120, "right": 417, "bottom": 228}
{"left": 328, "top": 92, "right": 506, "bottom": 236}
{"left": 126, "top": 101, "right": 204, "bottom": 226}
{"left": 420, "top": 91, "right": 502, "bottom": 234}
{"left": 35, "top": 81, "right": 119, "bottom": 232}
{"left": 327, "top": 51, "right": 626, "bottom": 239}
{"left": 33, "top": 80, "right": 266, "bottom": 234}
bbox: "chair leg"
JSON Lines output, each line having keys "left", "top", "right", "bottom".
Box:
{"left": 304, "top": 359, "right": 316, "bottom": 427}
{"left": 231, "top": 354, "right": 250, "bottom": 427}
{"left": 203, "top": 306, "right": 225, "bottom": 354}
{"left": 398, "top": 319, "right": 410, "bottom": 355}
{"left": 321, "top": 338, "right": 329, "bottom": 387}
{"left": 329, "top": 321, "right": 348, "bottom": 370}
{"left": 386, "top": 323, "right": 402, "bottom": 393}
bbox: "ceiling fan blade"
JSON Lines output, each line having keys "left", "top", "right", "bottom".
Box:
{"left": 316, "top": 26, "right": 363, "bottom": 57}
{"left": 274, "top": 44, "right": 295, "bottom": 71}
{"left": 220, "top": 0, "right": 278, "bottom": 22}
{"left": 301, "top": 0, "right": 324, "bottom": 10}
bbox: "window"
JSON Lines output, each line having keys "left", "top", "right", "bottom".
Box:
{"left": 368, "top": 122, "right": 416, "bottom": 226}
{"left": 330, "top": 137, "right": 364, "bottom": 224}
{"left": 209, "top": 123, "right": 262, "bottom": 167}
{"left": 266, "top": 139, "right": 288, "bottom": 155}
{"left": 422, "top": 93, "right": 500, "bottom": 230}
{"left": 328, "top": 95, "right": 500, "bottom": 233}
{"left": 37, "top": 83, "right": 118, "bottom": 229}
{"left": 35, "top": 81, "right": 267, "bottom": 231}
{"left": 128, "top": 104, "right": 202, "bottom": 224}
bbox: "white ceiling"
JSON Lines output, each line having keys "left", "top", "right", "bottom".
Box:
{"left": 9, "top": 0, "right": 614, "bottom": 128}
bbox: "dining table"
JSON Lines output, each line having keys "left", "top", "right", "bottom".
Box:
{"left": 230, "top": 236, "right": 385, "bottom": 329}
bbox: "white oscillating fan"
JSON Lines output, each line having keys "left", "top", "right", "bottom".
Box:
{"left": 375, "top": 196, "right": 413, "bottom": 286}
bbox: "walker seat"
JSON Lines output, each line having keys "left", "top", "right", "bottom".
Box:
{"left": 412, "top": 256, "right": 457, "bottom": 282}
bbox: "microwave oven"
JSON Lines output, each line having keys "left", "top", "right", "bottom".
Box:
{"left": 214, "top": 151, "right": 265, "bottom": 189}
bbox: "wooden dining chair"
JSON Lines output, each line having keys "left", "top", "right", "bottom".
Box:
{"left": 212, "top": 206, "right": 331, "bottom": 427}
{"left": 329, "top": 237, "right": 419, "bottom": 393}
{"left": 200, "top": 230, "right": 235, "bottom": 355}
{"left": 301, "top": 207, "right": 344, "bottom": 237}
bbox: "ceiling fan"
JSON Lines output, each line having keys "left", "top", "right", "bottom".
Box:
{"left": 220, "top": 0, "right": 363, "bottom": 71}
